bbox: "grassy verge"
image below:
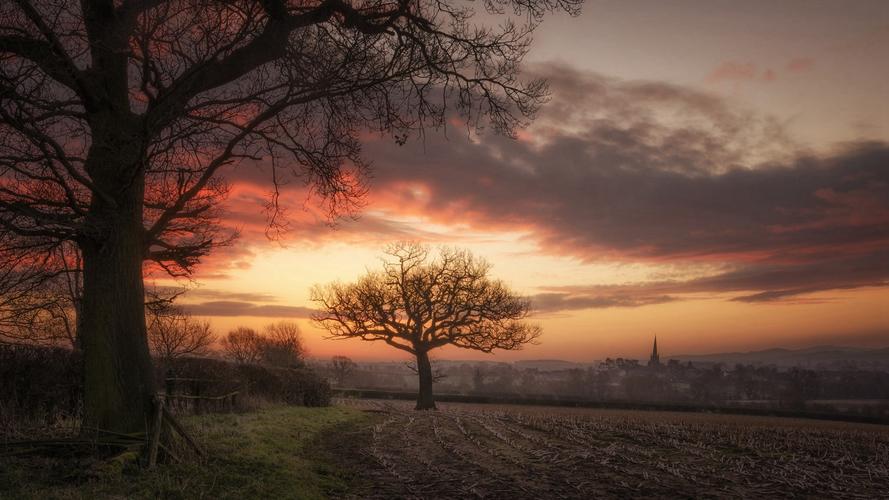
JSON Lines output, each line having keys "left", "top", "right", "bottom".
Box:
{"left": 0, "top": 405, "right": 371, "bottom": 499}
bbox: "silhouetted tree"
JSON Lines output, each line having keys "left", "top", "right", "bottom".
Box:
{"left": 330, "top": 355, "right": 356, "bottom": 386}
{"left": 261, "top": 321, "right": 305, "bottom": 368}
{"left": 221, "top": 322, "right": 305, "bottom": 367}
{"left": 519, "top": 368, "right": 539, "bottom": 396}
{"left": 312, "top": 243, "right": 540, "bottom": 409}
{"left": 221, "top": 327, "right": 265, "bottom": 365}
{"left": 146, "top": 300, "right": 215, "bottom": 363}
{"left": 472, "top": 366, "right": 486, "bottom": 393}
{"left": 1, "top": 0, "right": 580, "bottom": 432}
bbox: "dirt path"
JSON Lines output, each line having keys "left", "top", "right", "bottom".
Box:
{"left": 325, "top": 399, "right": 889, "bottom": 499}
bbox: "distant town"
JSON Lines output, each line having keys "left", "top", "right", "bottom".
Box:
{"left": 313, "top": 339, "right": 889, "bottom": 420}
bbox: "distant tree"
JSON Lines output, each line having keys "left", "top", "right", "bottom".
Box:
{"left": 261, "top": 321, "right": 305, "bottom": 368}
{"left": 472, "top": 367, "right": 486, "bottom": 394}
{"left": 1, "top": 0, "right": 579, "bottom": 433}
{"left": 625, "top": 371, "right": 669, "bottom": 401}
{"left": 221, "top": 322, "right": 305, "bottom": 367}
{"left": 782, "top": 367, "right": 820, "bottom": 409}
{"left": 690, "top": 364, "right": 727, "bottom": 402}
{"left": 488, "top": 364, "right": 517, "bottom": 394}
{"left": 330, "top": 355, "right": 356, "bottom": 387}
{"left": 519, "top": 368, "right": 540, "bottom": 396}
{"left": 146, "top": 300, "right": 215, "bottom": 363}
{"left": 590, "top": 370, "right": 610, "bottom": 400}
{"left": 616, "top": 358, "right": 640, "bottom": 370}
{"left": 221, "top": 327, "right": 264, "bottom": 365}
{"left": 312, "top": 243, "right": 540, "bottom": 409}
{"left": 565, "top": 368, "right": 586, "bottom": 396}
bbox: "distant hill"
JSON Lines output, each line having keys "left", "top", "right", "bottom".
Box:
{"left": 667, "top": 345, "right": 889, "bottom": 367}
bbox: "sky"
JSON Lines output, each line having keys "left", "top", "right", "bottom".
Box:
{"left": 158, "top": 0, "right": 889, "bottom": 362}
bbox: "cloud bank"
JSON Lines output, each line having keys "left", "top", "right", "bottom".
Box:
{"left": 210, "top": 63, "right": 889, "bottom": 312}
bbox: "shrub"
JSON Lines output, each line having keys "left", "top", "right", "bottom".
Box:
{"left": 0, "top": 344, "right": 81, "bottom": 437}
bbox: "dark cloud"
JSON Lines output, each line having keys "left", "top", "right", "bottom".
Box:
{"left": 530, "top": 291, "right": 677, "bottom": 313}
{"left": 532, "top": 251, "right": 889, "bottom": 312}
{"left": 365, "top": 130, "right": 888, "bottom": 265}
{"left": 184, "top": 301, "right": 316, "bottom": 318}
{"left": 185, "top": 289, "right": 280, "bottom": 303}
{"left": 149, "top": 288, "right": 316, "bottom": 319}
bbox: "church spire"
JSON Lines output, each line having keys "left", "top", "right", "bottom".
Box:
{"left": 649, "top": 336, "right": 660, "bottom": 367}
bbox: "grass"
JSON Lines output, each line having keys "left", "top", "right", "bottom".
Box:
{"left": 0, "top": 405, "right": 372, "bottom": 499}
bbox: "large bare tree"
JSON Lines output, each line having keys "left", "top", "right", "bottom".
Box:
{"left": 146, "top": 298, "right": 214, "bottom": 362}
{"left": 1, "top": 0, "right": 578, "bottom": 433}
{"left": 312, "top": 243, "right": 540, "bottom": 409}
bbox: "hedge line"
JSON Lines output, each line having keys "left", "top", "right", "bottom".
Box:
{"left": 0, "top": 344, "right": 330, "bottom": 438}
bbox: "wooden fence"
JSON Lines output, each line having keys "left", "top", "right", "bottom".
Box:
{"left": 145, "top": 375, "right": 244, "bottom": 467}
{"left": 162, "top": 376, "right": 241, "bottom": 415}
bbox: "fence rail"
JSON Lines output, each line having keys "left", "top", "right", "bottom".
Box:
{"left": 163, "top": 374, "right": 243, "bottom": 415}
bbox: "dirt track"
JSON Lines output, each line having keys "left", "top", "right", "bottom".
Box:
{"left": 331, "top": 398, "right": 889, "bottom": 499}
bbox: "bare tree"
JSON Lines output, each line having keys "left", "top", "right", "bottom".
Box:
{"left": 330, "top": 354, "right": 356, "bottom": 386}
{"left": 312, "top": 243, "right": 540, "bottom": 409}
{"left": 221, "top": 326, "right": 264, "bottom": 365}
{"left": 1, "top": 0, "right": 579, "bottom": 433}
{"left": 261, "top": 321, "right": 305, "bottom": 367}
{"left": 0, "top": 235, "right": 80, "bottom": 347}
{"left": 220, "top": 321, "right": 305, "bottom": 367}
{"left": 146, "top": 299, "right": 215, "bottom": 363}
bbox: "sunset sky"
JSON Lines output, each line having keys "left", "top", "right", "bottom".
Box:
{"left": 157, "top": 0, "right": 889, "bottom": 362}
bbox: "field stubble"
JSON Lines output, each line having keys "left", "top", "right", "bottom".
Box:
{"left": 335, "top": 398, "right": 889, "bottom": 499}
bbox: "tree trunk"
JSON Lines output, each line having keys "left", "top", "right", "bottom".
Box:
{"left": 79, "top": 152, "right": 155, "bottom": 435}
{"left": 415, "top": 349, "right": 436, "bottom": 410}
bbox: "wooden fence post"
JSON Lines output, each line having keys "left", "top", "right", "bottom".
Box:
{"left": 165, "top": 370, "right": 175, "bottom": 412}
{"left": 194, "top": 380, "right": 202, "bottom": 414}
{"left": 147, "top": 394, "right": 165, "bottom": 469}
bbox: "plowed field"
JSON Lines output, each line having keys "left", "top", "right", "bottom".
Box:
{"left": 332, "top": 399, "right": 889, "bottom": 499}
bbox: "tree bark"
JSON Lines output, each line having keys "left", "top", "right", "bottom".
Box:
{"left": 415, "top": 349, "right": 436, "bottom": 410}
{"left": 79, "top": 138, "right": 155, "bottom": 435}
